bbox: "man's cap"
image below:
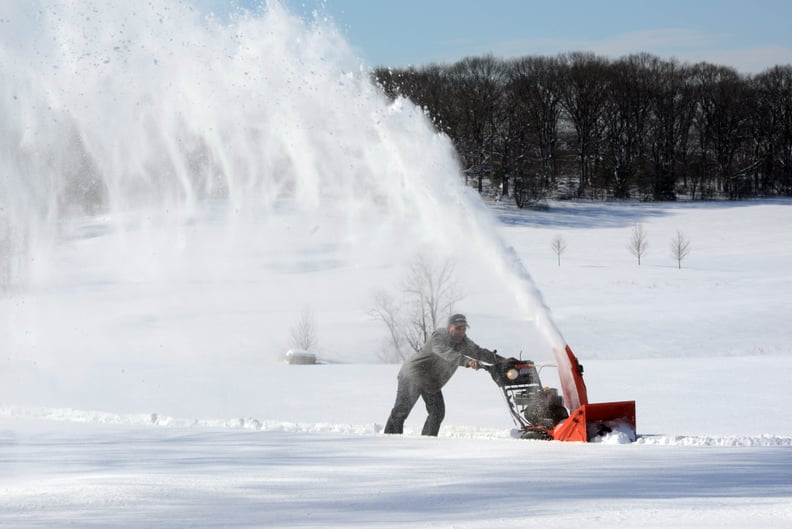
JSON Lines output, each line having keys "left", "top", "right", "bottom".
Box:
{"left": 448, "top": 313, "right": 468, "bottom": 328}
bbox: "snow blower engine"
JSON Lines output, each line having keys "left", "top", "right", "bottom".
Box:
{"left": 484, "top": 353, "right": 636, "bottom": 442}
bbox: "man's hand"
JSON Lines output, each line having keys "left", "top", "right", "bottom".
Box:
{"left": 467, "top": 359, "right": 481, "bottom": 370}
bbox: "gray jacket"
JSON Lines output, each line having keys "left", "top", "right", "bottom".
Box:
{"left": 399, "top": 328, "right": 499, "bottom": 393}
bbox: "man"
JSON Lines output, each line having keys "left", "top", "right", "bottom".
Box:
{"left": 384, "top": 313, "right": 502, "bottom": 436}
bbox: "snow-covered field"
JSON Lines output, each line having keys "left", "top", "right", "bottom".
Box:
{"left": 2, "top": 2, "right": 791, "bottom": 527}
{"left": 2, "top": 200, "right": 791, "bottom": 528}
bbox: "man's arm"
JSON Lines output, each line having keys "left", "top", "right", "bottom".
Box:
{"left": 462, "top": 340, "right": 501, "bottom": 368}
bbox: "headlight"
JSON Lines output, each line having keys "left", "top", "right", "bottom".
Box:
{"left": 506, "top": 368, "right": 519, "bottom": 380}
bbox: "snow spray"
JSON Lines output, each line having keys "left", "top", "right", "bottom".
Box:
{"left": 0, "top": 1, "right": 566, "bottom": 370}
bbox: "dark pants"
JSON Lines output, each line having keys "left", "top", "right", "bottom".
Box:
{"left": 384, "top": 375, "right": 445, "bottom": 436}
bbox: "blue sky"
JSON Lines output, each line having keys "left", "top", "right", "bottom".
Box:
{"left": 203, "top": 0, "right": 792, "bottom": 74}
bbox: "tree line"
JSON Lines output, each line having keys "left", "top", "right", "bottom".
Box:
{"left": 373, "top": 53, "right": 792, "bottom": 206}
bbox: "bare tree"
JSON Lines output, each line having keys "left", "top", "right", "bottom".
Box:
{"left": 369, "top": 289, "right": 406, "bottom": 363}
{"left": 558, "top": 52, "right": 611, "bottom": 197}
{"left": 628, "top": 223, "right": 649, "bottom": 265}
{"left": 289, "top": 306, "right": 318, "bottom": 352}
{"left": 401, "top": 255, "right": 464, "bottom": 353}
{"left": 551, "top": 235, "right": 567, "bottom": 266}
{"left": 447, "top": 56, "right": 506, "bottom": 193}
{"left": 505, "top": 55, "right": 563, "bottom": 205}
{"left": 370, "top": 255, "right": 464, "bottom": 363}
{"left": 670, "top": 230, "right": 692, "bottom": 269}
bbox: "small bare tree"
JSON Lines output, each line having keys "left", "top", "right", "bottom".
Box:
{"left": 628, "top": 223, "right": 649, "bottom": 265}
{"left": 551, "top": 235, "right": 567, "bottom": 266}
{"left": 370, "top": 255, "right": 464, "bottom": 363}
{"left": 289, "top": 306, "right": 318, "bottom": 351}
{"left": 401, "top": 255, "right": 464, "bottom": 353}
{"left": 671, "top": 230, "right": 692, "bottom": 269}
{"left": 369, "top": 289, "right": 406, "bottom": 363}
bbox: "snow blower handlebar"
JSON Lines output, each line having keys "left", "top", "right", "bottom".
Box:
{"left": 464, "top": 355, "right": 532, "bottom": 386}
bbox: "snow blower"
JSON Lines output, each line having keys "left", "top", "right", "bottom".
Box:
{"left": 484, "top": 346, "right": 636, "bottom": 442}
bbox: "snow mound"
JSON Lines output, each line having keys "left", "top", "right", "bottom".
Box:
{"left": 4, "top": 405, "right": 792, "bottom": 447}
{"left": 589, "top": 420, "right": 637, "bottom": 444}
{"left": 636, "top": 434, "right": 792, "bottom": 447}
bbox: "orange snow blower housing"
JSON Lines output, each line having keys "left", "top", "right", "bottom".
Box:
{"left": 485, "top": 345, "right": 636, "bottom": 442}
{"left": 550, "top": 345, "right": 636, "bottom": 442}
